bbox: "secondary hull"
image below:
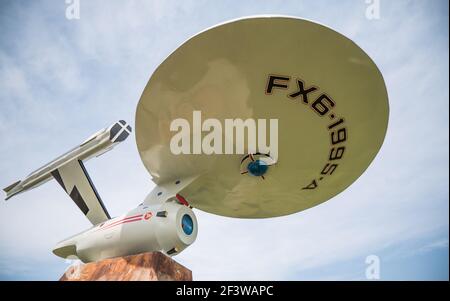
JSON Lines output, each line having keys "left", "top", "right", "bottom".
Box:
{"left": 53, "top": 199, "right": 197, "bottom": 262}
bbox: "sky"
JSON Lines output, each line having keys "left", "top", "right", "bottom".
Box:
{"left": 0, "top": 0, "right": 448, "bottom": 281}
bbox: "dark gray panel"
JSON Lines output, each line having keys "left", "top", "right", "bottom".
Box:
{"left": 51, "top": 169, "right": 66, "bottom": 192}
{"left": 78, "top": 160, "right": 111, "bottom": 219}
{"left": 114, "top": 130, "right": 129, "bottom": 142}
{"left": 69, "top": 186, "right": 89, "bottom": 215}
{"left": 109, "top": 123, "right": 122, "bottom": 140}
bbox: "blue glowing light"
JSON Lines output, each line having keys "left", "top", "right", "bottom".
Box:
{"left": 247, "top": 159, "right": 268, "bottom": 177}
{"left": 181, "top": 214, "right": 194, "bottom": 235}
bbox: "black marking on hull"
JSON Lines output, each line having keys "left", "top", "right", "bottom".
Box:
{"left": 51, "top": 169, "right": 66, "bottom": 192}
{"left": 109, "top": 123, "right": 122, "bottom": 140}
{"left": 69, "top": 186, "right": 89, "bottom": 215}
{"left": 156, "top": 211, "right": 168, "bottom": 217}
{"left": 114, "top": 130, "right": 129, "bottom": 142}
{"left": 78, "top": 160, "right": 111, "bottom": 219}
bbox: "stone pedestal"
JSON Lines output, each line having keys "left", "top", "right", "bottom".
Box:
{"left": 60, "top": 251, "right": 192, "bottom": 281}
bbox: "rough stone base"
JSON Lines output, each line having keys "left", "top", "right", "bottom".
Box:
{"left": 60, "top": 252, "right": 192, "bottom": 281}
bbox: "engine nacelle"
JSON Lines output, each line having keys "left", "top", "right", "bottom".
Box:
{"left": 53, "top": 199, "right": 197, "bottom": 262}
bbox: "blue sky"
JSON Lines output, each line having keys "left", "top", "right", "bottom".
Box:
{"left": 0, "top": 0, "right": 448, "bottom": 280}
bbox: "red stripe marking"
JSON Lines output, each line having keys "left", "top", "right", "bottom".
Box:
{"left": 122, "top": 214, "right": 143, "bottom": 220}
{"left": 106, "top": 214, "right": 143, "bottom": 224}
{"left": 103, "top": 215, "right": 142, "bottom": 227}
{"left": 101, "top": 218, "right": 142, "bottom": 230}
{"left": 98, "top": 214, "right": 143, "bottom": 230}
{"left": 103, "top": 218, "right": 142, "bottom": 229}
